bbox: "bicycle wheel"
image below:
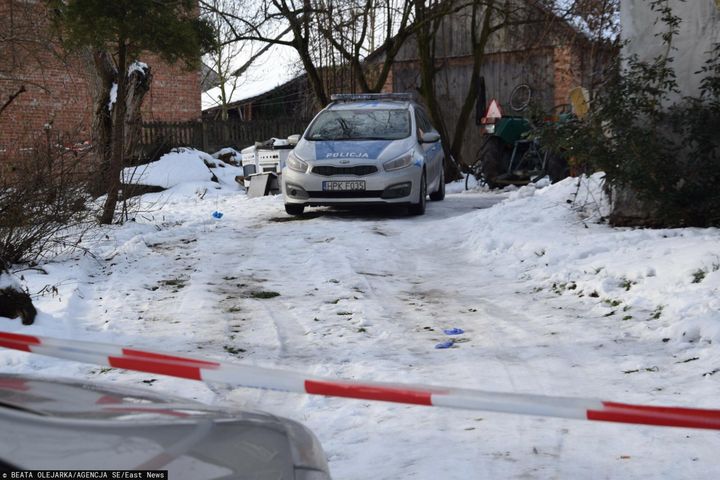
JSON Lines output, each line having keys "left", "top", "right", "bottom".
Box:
{"left": 479, "top": 136, "right": 509, "bottom": 189}
{"left": 466, "top": 140, "right": 490, "bottom": 190}
{"left": 509, "top": 84, "right": 532, "bottom": 113}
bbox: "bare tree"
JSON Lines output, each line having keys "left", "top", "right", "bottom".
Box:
{"left": 564, "top": 0, "right": 620, "bottom": 97}
{"left": 202, "top": 0, "right": 426, "bottom": 108}
{"left": 0, "top": 130, "right": 95, "bottom": 265}
{"left": 315, "top": 0, "right": 415, "bottom": 93}
{"left": 202, "top": 0, "right": 617, "bottom": 182}
{"left": 414, "top": 0, "right": 520, "bottom": 177}
{"left": 202, "top": 0, "right": 283, "bottom": 119}
{"left": 235, "top": 0, "right": 332, "bottom": 107}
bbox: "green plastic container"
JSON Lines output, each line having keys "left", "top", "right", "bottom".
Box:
{"left": 494, "top": 116, "right": 531, "bottom": 145}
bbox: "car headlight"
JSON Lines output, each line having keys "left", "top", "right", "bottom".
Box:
{"left": 287, "top": 152, "right": 308, "bottom": 173}
{"left": 383, "top": 152, "right": 414, "bottom": 171}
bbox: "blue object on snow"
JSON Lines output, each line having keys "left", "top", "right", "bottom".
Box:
{"left": 443, "top": 328, "right": 464, "bottom": 336}
{"left": 212, "top": 211, "right": 224, "bottom": 219}
{"left": 435, "top": 340, "right": 454, "bottom": 349}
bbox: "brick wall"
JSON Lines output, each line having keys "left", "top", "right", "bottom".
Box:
{"left": 552, "top": 46, "right": 575, "bottom": 108}
{"left": 0, "top": 0, "right": 201, "bottom": 159}
{"left": 139, "top": 57, "right": 202, "bottom": 123}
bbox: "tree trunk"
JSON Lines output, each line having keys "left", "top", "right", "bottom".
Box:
{"left": 415, "top": 2, "right": 463, "bottom": 181}
{"left": 297, "top": 0, "right": 328, "bottom": 107}
{"left": 123, "top": 63, "right": 152, "bottom": 163}
{"left": 301, "top": 50, "right": 329, "bottom": 107}
{"left": 449, "top": 0, "right": 495, "bottom": 169}
{"left": 273, "top": 0, "right": 329, "bottom": 109}
{"left": 99, "top": 40, "right": 128, "bottom": 225}
{"left": 88, "top": 50, "right": 116, "bottom": 197}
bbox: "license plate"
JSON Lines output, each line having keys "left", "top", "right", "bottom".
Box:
{"left": 322, "top": 180, "right": 366, "bottom": 191}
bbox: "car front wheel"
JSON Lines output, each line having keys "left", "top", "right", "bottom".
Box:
{"left": 429, "top": 162, "right": 445, "bottom": 201}
{"left": 408, "top": 171, "right": 427, "bottom": 216}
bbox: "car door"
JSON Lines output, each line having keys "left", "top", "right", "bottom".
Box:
{"left": 414, "top": 107, "right": 443, "bottom": 186}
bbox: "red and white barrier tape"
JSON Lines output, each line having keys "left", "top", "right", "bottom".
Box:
{"left": 2, "top": 331, "right": 719, "bottom": 430}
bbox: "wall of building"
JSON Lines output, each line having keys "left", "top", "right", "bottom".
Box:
{"left": 392, "top": 48, "right": 557, "bottom": 165}
{"left": 621, "top": 0, "right": 720, "bottom": 101}
{"left": 138, "top": 60, "right": 202, "bottom": 124}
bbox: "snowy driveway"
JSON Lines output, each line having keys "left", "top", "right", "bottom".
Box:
{"left": 5, "top": 177, "right": 720, "bottom": 479}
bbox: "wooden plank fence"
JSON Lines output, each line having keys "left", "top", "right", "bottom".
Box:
{"left": 141, "top": 118, "right": 312, "bottom": 154}
{"left": 141, "top": 121, "right": 202, "bottom": 150}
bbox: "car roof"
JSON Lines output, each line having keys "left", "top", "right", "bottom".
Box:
{"left": 326, "top": 100, "right": 412, "bottom": 111}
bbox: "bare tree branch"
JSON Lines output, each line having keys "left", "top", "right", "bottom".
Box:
{"left": 0, "top": 86, "right": 26, "bottom": 117}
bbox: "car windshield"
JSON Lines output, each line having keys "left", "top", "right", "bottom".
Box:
{"left": 306, "top": 109, "right": 410, "bottom": 141}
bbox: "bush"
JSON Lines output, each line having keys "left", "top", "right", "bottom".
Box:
{"left": 0, "top": 132, "right": 96, "bottom": 263}
{"left": 539, "top": 8, "right": 720, "bottom": 227}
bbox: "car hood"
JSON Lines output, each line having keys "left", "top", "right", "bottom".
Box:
{"left": 0, "top": 374, "right": 330, "bottom": 479}
{"left": 295, "top": 138, "right": 413, "bottom": 163}
{"left": 0, "top": 375, "right": 244, "bottom": 420}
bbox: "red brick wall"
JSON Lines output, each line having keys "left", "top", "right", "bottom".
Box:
{"left": 552, "top": 44, "right": 593, "bottom": 109}
{"left": 552, "top": 46, "right": 575, "bottom": 108}
{"left": 0, "top": 0, "right": 200, "bottom": 159}
{"left": 140, "top": 59, "right": 202, "bottom": 123}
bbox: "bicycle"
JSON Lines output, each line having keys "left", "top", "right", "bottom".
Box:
{"left": 465, "top": 85, "right": 569, "bottom": 190}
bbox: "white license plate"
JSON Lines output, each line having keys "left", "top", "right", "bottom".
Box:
{"left": 322, "top": 180, "right": 366, "bottom": 191}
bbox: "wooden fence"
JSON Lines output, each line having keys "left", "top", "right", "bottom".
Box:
{"left": 141, "top": 118, "right": 312, "bottom": 154}
{"left": 141, "top": 121, "right": 202, "bottom": 150}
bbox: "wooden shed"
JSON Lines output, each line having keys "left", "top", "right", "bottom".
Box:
{"left": 203, "top": 74, "right": 314, "bottom": 122}
{"left": 375, "top": 2, "right": 611, "bottom": 165}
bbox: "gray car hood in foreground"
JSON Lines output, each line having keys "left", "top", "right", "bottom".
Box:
{"left": 0, "top": 374, "right": 330, "bottom": 479}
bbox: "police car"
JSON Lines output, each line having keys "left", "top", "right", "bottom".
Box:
{"left": 282, "top": 93, "right": 445, "bottom": 215}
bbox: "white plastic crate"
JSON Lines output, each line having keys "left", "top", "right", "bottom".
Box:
{"left": 240, "top": 139, "right": 293, "bottom": 189}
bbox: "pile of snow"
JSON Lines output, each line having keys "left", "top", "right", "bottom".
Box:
{"left": 122, "top": 148, "right": 243, "bottom": 190}
{"left": 108, "top": 83, "right": 118, "bottom": 110}
{"left": 128, "top": 61, "right": 148, "bottom": 77}
{"left": 212, "top": 147, "right": 242, "bottom": 165}
{"left": 454, "top": 173, "right": 720, "bottom": 346}
{"left": 108, "top": 62, "right": 150, "bottom": 111}
{"left": 0, "top": 269, "right": 22, "bottom": 291}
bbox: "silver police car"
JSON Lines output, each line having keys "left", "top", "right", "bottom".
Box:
{"left": 282, "top": 94, "right": 445, "bottom": 216}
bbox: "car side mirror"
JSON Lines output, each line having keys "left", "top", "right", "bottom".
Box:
{"left": 288, "top": 134, "right": 301, "bottom": 146}
{"left": 420, "top": 131, "right": 441, "bottom": 143}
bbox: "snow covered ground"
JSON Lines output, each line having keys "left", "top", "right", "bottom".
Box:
{"left": 2, "top": 151, "right": 720, "bottom": 479}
